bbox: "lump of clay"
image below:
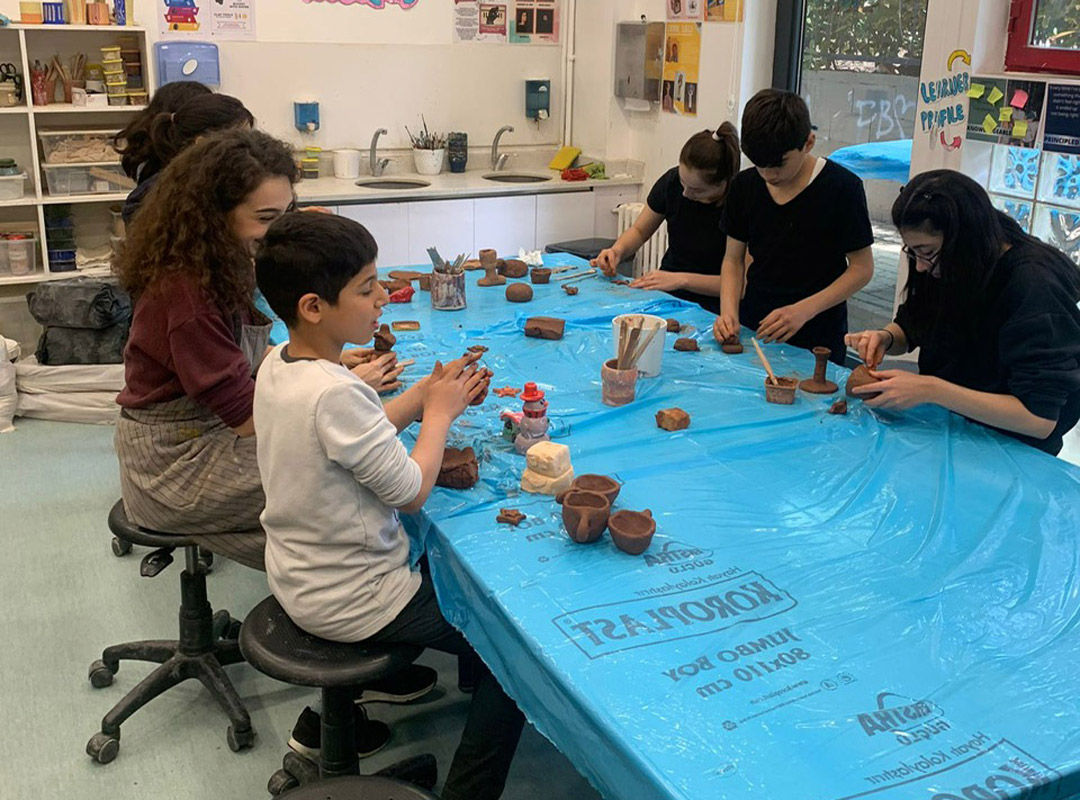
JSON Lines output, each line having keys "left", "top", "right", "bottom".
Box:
{"left": 829, "top": 398, "right": 848, "bottom": 415}
{"left": 379, "top": 278, "right": 410, "bottom": 295}
{"left": 608, "top": 509, "right": 656, "bottom": 555}
{"left": 467, "top": 344, "right": 488, "bottom": 354}
{"left": 373, "top": 324, "right": 396, "bottom": 352}
{"left": 506, "top": 283, "right": 533, "bottom": 303}
{"left": 462, "top": 259, "right": 483, "bottom": 271}
{"left": 520, "top": 440, "right": 574, "bottom": 495}
{"left": 524, "top": 317, "right": 565, "bottom": 340}
{"left": 388, "top": 270, "right": 425, "bottom": 282}
{"left": 845, "top": 365, "right": 884, "bottom": 398}
{"left": 499, "top": 259, "right": 529, "bottom": 279}
{"left": 563, "top": 285, "right": 579, "bottom": 296}
{"left": 561, "top": 490, "right": 611, "bottom": 544}
{"left": 530, "top": 268, "right": 552, "bottom": 284}
{"left": 674, "top": 338, "right": 699, "bottom": 352}
{"left": 391, "top": 320, "right": 420, "bottom": 332}
{"left": 721, "top": 336, "right": 744, "bottom": 355}
{"left": 655, "top": 408, "right": 690, "bottom": 432}
{"left": 437, "top": 446, "right": 479, "bottom": 489}
{"left": 496, "top": 508, "right": 526, "bottom": 526}
{"left": 666, "top": 318, "right": 681, "bottom": 333}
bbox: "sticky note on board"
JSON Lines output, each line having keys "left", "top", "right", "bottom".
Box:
{"left": 967, "top": 83, "right": 986, "bottom": 99}
{"left": 982, "top": 114, "right": 998, "bottom": 135}
{"left": 988, "top": 86, "right": 1005, "bottom": 105}
{"left": 999, "top": 106, "right": 1014, "bottom": 122}
{"left": 1013, "top": 120, "right": 1029, "bottom": 139}
{"left": 1011, "top": 88, "right": 1029, "bottom": 108}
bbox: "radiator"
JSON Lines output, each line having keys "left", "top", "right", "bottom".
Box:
{"left": 616, "top": 202, "right": 668, "bottom": 278}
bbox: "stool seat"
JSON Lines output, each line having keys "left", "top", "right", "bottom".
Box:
{"left": 108, "top": 499, "right": 200, "bottom": 549}
{"left": 240, "top": 595, "right": 422, "bottom": 688}
{"left": 281, "top": 775, "right": 437, "bottom": 799}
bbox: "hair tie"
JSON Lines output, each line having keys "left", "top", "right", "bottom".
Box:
{"left": 711, "top": 130, "right": 720, "bottom": 141}
{"left": 170, "top": 113, "right": 176, "bottom": 122}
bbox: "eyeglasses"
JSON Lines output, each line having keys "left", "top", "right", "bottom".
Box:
{"left": 901, "top": 245, "right": 941, "bottom": 268}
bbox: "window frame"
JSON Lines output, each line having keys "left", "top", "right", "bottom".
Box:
{"left": 1005, "top": 0, "right": 1080, "bottom": 76}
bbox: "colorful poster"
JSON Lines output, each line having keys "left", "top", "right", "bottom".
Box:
{"left": 662, "top": 22, "right": 701, "bottom": 117}
{"left": 966, "top": 76, "right": 1045, "bottom": 147}
{"left": 210, "top": 0, "right": 256, "bottom": 41}
{"left": 705, "top": 0, "right": 743, "bottom": 22}
{"left": 916, "top": 48, "right": 970, "bottom": 156}
{"left": 667, "top": 0, "right": 704, "bottom": 22}
{"left": 454, "top": 0, "right": 507, "bottom": 42}
{"left": 301, "top": 0, "right": 421, "bottom": 6}
{"left": 510, "top": 1, "right": 559, "bottom": 45}
{"left": 159, "top": 0, "right": 203, "bottom": 34}
{"left": 159, "top": 0, "right": 256, "bottom": 39}
{"left": 1044, "top": 84, "right": 1080, "bottom": 155}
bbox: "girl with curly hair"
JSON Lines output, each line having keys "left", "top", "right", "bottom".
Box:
{"left": 113, "top": 128, "right": 297, "bottom": 569}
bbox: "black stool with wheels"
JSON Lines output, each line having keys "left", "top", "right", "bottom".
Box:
{"left": 240, "top": 595, "right": 435, "bottom": 796}
{"left": 280, "top": 775, "right": 437, "bottom": 799}
{"left": 86, "top": 500, "right": 253, "bottom": 764}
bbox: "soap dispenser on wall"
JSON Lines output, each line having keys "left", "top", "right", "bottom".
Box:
{"left": 294, "top": 101, "right": 320, "bottom": 133}
{"left": 526, "top": 80, "right": 551, "bottom": 121}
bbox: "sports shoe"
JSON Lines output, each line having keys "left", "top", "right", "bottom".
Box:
{"left": 360, "top": 664, "right": 438, "bottom": 704}
{"left": 288, "top": 706, "right": 391, "bottom": 761}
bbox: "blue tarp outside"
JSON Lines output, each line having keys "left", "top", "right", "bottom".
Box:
{"left": 278, "top": 252, "right": 1080, "bottom": 799}
{"left": 828, "top": 139, "right": 913, "bottom": 184}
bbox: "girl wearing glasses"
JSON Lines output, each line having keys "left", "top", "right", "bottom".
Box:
{"left": 846, "top": 170, "right": 1080, "bottom": 455}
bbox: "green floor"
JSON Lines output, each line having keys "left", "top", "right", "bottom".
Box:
{"left": 0, "top": 419, "right": 601, "bottom": 800}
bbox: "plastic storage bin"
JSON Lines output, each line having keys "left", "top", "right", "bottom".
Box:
{"left": 42, "top": 163, "right": 128, "bottom": 196}
{"left": 0, "top": 173, "right": 27, "bottom": 201}
{"left": 38, "top": 130, "right": 121, "bottom": 164}
{"left": 0, "top": 235, "right": 38, "bottom": 276}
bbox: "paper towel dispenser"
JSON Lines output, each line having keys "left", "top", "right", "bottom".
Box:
{"left": 614, "top": 21, "right": 664, "bottom": 103}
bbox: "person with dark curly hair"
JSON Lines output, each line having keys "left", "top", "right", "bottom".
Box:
{"left": 113, "top": 80, "right": 212, "bottom": 182}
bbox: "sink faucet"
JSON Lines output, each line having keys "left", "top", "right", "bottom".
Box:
{"left": 369, "top": 128, "right": 390, "bottom": 177}
{"left": 491, "top": 125, "right": 514, "bottom": 171}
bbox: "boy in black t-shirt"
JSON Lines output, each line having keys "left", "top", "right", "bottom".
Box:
{"left": 714, "top": 90, "right": 875, "bottom": 364}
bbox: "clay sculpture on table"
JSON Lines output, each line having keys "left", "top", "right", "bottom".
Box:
{"left": 499, "top": 259, "right": 529, "bottom": 279}
{"left": 388, "top": 270, "right": 425, "bottom": 283}
{"left": 845, "top": 365, "right": 884, "bottom": 398}
{"left": 560, "top": 490, "right": 611, "bottom": 544}
{"left": 666, "top": 318, "right": 681, "bottom": 333}
{"left": 524, "top": 317, "right": 565, "bottom": 340}
{"left": 437, "top": 446, "right": 479, "bottom": 489}
{"left": 608, "top": 509, "right": 656, "bottom": 555}
{"left": 764, "top": 376, "right": 798, "bottom": 405}
{"left": 563, "top": 285, "right": 579, "bottom": 296}
{"left": 373, "top": 324, "right": 396, "bottom": 352}
{"left": 467, "top": 345, "right": 488, "bottom": 354}
{"left": 477, "top": 248, "right": 506, "bottom": 287}
{"left": 530, "top": 268, "right": 552, "bottom": 284}
{"left": 379, "top": 278, "right": 410, "bottom": 295}
{"left": 388, "top": 286, "right": 415, "bottom": 303}
{"left": 506, "top": 283, "right": 533, "bottom": 303}
{"left": 556, "top": 474, "right": 620, "bottom": 506}
{"left": 800, "top": 346, "right": 839, "bottom": 394}
{"left": 520, "top": 440, "right": 574, "bottom": 495}
{"left": 418, "top": 274, "right": 432, "bottom": 291}
{"left": 674, "top": 338, "right": 700, "bottom": 352}
{"left": 721, "top": 335, "right": 744, "bottom": 355}
{"left": 656, "top": 407, "right": 691, "bottom": 431}
{"left": 462, "top": 259, "right": 483, "bottom": 271}
{"left": 494, "top": 386, "right": 520, "bottom": 398}
{"left": 391, "top": 320, "right": 420, "bottom": 332}
{"left": 496, "top": 508, "right": 526, "bottom": 526}
{"left": 829, "top": 398, "right": 848, "bottom": 415}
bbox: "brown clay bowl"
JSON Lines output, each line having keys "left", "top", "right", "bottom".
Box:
{"left": 560, "top": 489, "right": 611, "bottom": 544}
{"left": 556, "top": 474, "right": 620, "bottom": 506}
{"left": 608, "top": 509, "right": 656, "bottom": 555}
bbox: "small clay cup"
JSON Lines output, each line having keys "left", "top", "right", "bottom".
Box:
{"left": 601, "top": 358, "right": 637, "bottom": 406}
{"left": 609, "top": 509, "right": 656, "bottom": 555}
{"left": 530, "top": 267, "right": 552, "bottom": 284}
{"left": 418, "top": 273, "right": 432, "bottom": 291}
{"left": 560, "top": 490, "right": 611, "bottom": 544}
{"left": 555, "top": 474, "right": 621, "bottom": 506}
{"left": 764, "top": 376, "right": 798, "bottom": 405}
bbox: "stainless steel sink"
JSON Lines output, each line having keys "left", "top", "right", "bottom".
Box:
{"left": 482, "top": 173, "right": 553, "bottom": 183}
{"left": 355, "top": 179, "right": 432, "bottom": 189}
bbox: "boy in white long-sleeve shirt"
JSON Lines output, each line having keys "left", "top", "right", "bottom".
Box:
{"left": 253, "top": 212, "right": 523, "bottom": 800}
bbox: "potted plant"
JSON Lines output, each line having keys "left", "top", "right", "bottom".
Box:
{"left": 407, "top": 117, "right": 446, "bottom": 176}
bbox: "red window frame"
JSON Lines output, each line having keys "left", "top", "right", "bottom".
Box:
{"left": 1006, "top": 0, "right": 1080, "bottom": 75}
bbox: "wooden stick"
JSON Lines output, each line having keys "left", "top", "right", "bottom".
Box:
{"left": 554, "top": 268, "right": 596, "bottom": 282}
{"left": 622, "top": 323, "right": 642, "bottom": 371}
{"left": 627, "top": 323, "right": 661, "bottom": 369}
{"left": 396, "top": 358, "right": 416, "bottom": 368}
{"left": 617, "top": 318, "right": 629, "bottom": 369}
{"left": 751, "top": 338, "right": 778, "bottom": 386}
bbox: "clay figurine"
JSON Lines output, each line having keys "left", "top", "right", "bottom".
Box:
{"left": 800, "top": 346, "right": 839, "bottom": 394}
{"left": 563, "top": 285, "right": 579, "bottom": 296}
{"left": 499, "top": 259, "right": 529, "bottom": 279}
{"left": 674, "top": 338, "right": 700, "bottom": 352}
{"left": 467, "top": 344, "right": 488, "bottom": 354}
{"left": 524, "top": 317, "right": 565, "bottom": 340}
{"left": 462, "top": 259, "right": 483, "bottom": 271}
{"left": 437, "top": 446, "right": 479, "bottom": 489}
{"left": 829, "top": 398, "right": 848, "bottom": 415}
{"left": 608, "top": 509, "right": 656, "bottom": 555}
{"left": 388, "top": 286, "right": 415, "bottom": 303}
{"left": 494, "top": 386, "right": 520, "bottom": 398}
{"left": 512, "top": 382, "right": 550, "bottom": 454}
{"left": 379, "top": 278, "right": 410, "bottom": 295}
{"left": 388, "top": 270, "right": 425, "bottom": 283}
{"left": 470, "top": 368, "right": 493, "bottom": 406}
{"left": 560, "top": 490, "right": 611, "bottom": 544}
{"left": 846, "top": 365, "right": 884, "bottom": 398}
{"left": 556, "top": 474, "right": 620, "bottom": 506}
{"left": 373, "top": 324, "right": 396, "bottom": 353}
{"left": 655, "top": 408, "right": 691, "bottom": 432}
{"left": 418, "top": 274, "right": 432, "bottom": 291}
{"left": 666, "top": 318, "right": 681, "bottom": 333}
{"left": 391, "top": 320, "right": 420, "bottom": 332}
{"left": 520, "top": 440, "right": 574, "bottom": 495}
{"left": 530, "top": 267, "right": 552, "bottom": 284}
{"left": 477, "top": 250, "right": 507, "bottom": 287}
{"left": 764, "top": 376, "right": 798, "bottom": 405}
{"left": 506, "top": 283, "right": 533, "bottom": 303}
{"left": 721, "top": 335, "right": 744, "bottom": 355}
{"left": 496, "top": 509, "right": 526, "bottom": 526}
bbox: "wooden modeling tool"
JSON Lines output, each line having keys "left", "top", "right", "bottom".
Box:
{"left": 751, "top": 338, "right": 778, "bottom": 386}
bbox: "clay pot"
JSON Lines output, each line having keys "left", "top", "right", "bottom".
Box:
{"left": 765, "top": 376, "right": 798, "bottom": 405}
{"left": 506, "top": 283, "right": 533, "bottom": 302}
{"left": 601, "top": 358, "right": 637, "bottom": 406}
{"left": 418, "top": 274, "right": 432, "bottom": 291}
{"left": 609, "top": 509, "right": 656, "bottom": 555}
{"left": 479, "top": 249, "right": 498, "bottom": 269}
{"left": 846, "top": 364, "right": 884, "bottom": 398}
{"left": 800, "top": 346, "right": 839, "bottom": 394}
{"left": 560, "top": 490, "right": 611, "bottom": 544}
{"left": 556, "top": 474, "right": 620, "bottom": 506}
{"left": 530, "top": 267, "right": 552, "bottom": 284}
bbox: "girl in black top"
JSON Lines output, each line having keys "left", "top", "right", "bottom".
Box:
{"left": 592, "top": 124, "right": 740, "bottom": 313}
{"left": 846, "top": 170, "right": 1080, "bottom": 455}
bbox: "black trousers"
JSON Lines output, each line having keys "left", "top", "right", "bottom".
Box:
{"left": 367, "top": 570, "right": 525, "bottom": 800}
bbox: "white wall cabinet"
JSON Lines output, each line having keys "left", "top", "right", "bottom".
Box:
{"left": 473, "top": 195, "right": 537, "bottom": 256}
{"left": 406, "top": 199, "right": 475, "bottom": 264}
{"left": 336, "top": 202, "right": 409, "bottom": 268}
{"left": 535, "top": 192, "right": 597, "bottom": 250}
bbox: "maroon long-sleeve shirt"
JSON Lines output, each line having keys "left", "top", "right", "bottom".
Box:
{"left": 117, "top": 273, "right": 256, "bottom": 428}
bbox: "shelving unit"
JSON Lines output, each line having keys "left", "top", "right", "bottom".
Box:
{"left": 0, "top": 23, "right": 154, "bottom": 285}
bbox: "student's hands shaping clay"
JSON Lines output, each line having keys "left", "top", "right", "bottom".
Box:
{"left": 856, "top": 369, "right": 938, "bottom": 411}
{"left": 423, "top": 358, "right": 486, "bottom": 420}
{"left": 713, "top": 313, "right": 740, "bottom": 343}
{"left": 757, "top": 302, "right": 813, "bottom": 344}
{"left": 591, "top": 248, "right": 620, "bottom": 277}
{"left": 349, "top": 352, "right": 405, "bottom": 395}
{"left": 630, "top": 271, "right": 685, "bottom": 292}
{"left": 844, "top": 329, "right": 891, "bottom": 370}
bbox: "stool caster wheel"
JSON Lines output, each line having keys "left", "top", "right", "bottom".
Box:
{"left": 283, "top": 750, "right": 319, "bottom": 784}
{"left": 268, "top": 769, "right": 298, "bottom": 796}
{"left": 111, "top": 537, "right": 132, "bottom": 557}
{"left": 226, "top": 724, "right": 254, "bottom": 752}
{"left": 87, "top": 731, "right": 119, "bottom": 764}
{"left": 88, "top": 658, "right": 115, "bottom": 688}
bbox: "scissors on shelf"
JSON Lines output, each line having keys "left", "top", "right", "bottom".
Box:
{"left": 0, "top": 62, "right": 23, "bottom": 101}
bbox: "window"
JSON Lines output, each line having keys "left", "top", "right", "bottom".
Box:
{"left": 1006, "top": 0, "right": 1080, "bottom": 75}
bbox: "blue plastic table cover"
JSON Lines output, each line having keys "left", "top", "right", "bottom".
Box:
{"left": 828, "top": 139, "right": 913, "bottom": 184}
{"left": 293, "top": 252, "right": 1080, "bottom": 800}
